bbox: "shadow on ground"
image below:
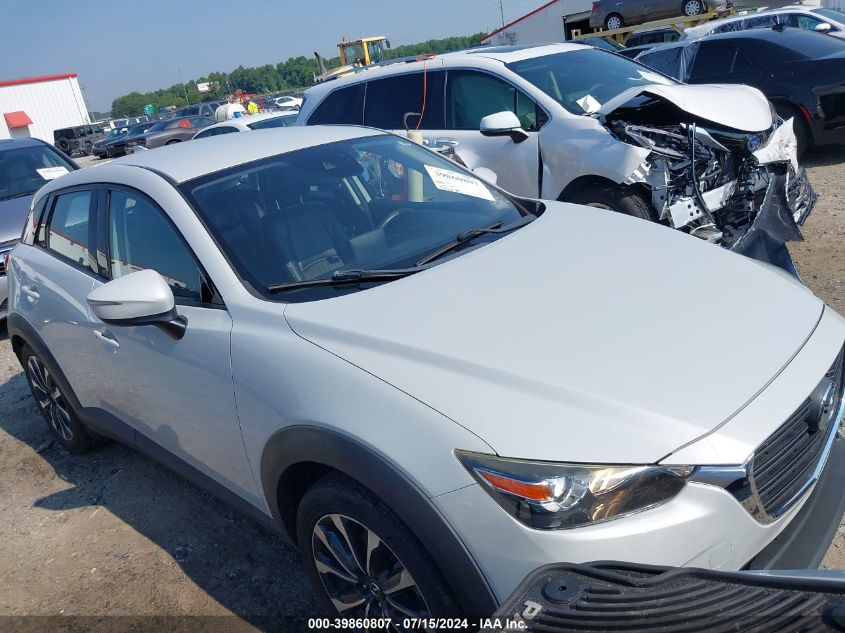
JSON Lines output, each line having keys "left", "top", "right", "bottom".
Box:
{"left": 0, "top": 368, "right": 316, "bottom": 632}
{"left": 803, "top": 145, "right": 844, "bottom": 169}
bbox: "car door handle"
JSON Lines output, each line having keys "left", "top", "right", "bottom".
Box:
{"left": 93, "top": 329, "right": 120, "bottom": 349}
{"left": 21, "top": 284, "right": 39, "bottom": 300}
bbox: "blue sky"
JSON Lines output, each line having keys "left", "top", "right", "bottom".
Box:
{"left": 3, "top": 0, "right": 543, "bottom": 111}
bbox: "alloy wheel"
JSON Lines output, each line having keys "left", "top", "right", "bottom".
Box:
{"left": 312, "top": 513, "right": 430, "bottom": 629}
{"left": 27, "top": 356, "right": 73, "bottom": 442}
{"left": 607, "top": 15, "right": 622, "bottom": 29}
{"left": 684, "top": 0, "right": 702, "bottom": 15}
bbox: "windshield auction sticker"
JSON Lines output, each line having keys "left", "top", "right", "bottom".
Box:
{"left": 35, "top": 166, "right": 70, "bottom": 180}
{"left": 424, "top": 165, "right": 495, "bottom": 201}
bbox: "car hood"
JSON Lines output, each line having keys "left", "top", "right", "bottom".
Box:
{"left": 0, "top": 194, "right": 33, "bottom": 242}
{"left": 284, "top": 203, "right": 822, "bottom": 464}
{"left": 598, "top": 83, "right": 774, "bottom": 132}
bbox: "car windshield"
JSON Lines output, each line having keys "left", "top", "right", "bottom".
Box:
{"left": 507, "top": 48, "right": 675, "bottom": 115}
{"left": 0, "top": 145, "right": 74, "bottom": 201}
{"left": 247, "top": 115, "right": 297, "bottom": 130}
{"left": 813, "top": 7, "right": 845, "bottom": 22}
{"left": 181, "top": 134, "right": 534, "bottom": 301}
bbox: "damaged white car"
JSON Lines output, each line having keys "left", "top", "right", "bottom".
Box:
{"left": 299, "top": 43, "right": 816, "bottom": 270}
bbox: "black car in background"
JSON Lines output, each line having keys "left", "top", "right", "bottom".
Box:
{"left": 92, "top": 121, "right": 157, "bottom": 158}
{"left": 636, "top": 27, "right": 845, "bottom": 153}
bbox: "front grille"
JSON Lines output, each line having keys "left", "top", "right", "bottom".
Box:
{"left": 750, "top": 347, "right": 845, "bottom": 519}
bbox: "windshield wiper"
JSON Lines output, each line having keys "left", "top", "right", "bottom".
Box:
{"left": 415, "top": 216, "right": 535, "bottom": 267}
{"left": 267, "top": 267, "right": 422, "bottom": 293}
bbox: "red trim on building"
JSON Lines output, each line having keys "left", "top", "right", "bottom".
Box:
{"left": 4, "top": 111, "right": 33, "bottom": 128}
{"left": 0, "top": 73, "right": 77, "bottom": 88}
{"left": 484, "top": 0, "right": 561, "bottom": 40}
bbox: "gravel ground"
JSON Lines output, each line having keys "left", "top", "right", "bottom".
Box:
{"left": 0, "top": 148, "right": 843, "bottom": 630}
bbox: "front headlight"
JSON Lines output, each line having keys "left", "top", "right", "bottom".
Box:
{"left": 456, "top": 450, "right": 694, "bottom": 530}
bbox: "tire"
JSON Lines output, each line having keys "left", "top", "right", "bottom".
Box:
{"left": 165, "top": 139, "right": 181, "bottom": 145}
{"left": 84, "top": 141, "right": 93, "bottom": 156}
{"left": 565, "top": 184, "right": 658, "bottom": 223}
{"left": 774, "top": 103, "right": 811, "bottom": 157}
{"left": 605, "top": 13, "right": 624, "bottom": 29}
{"left": 297, "top": 472, "right": 459, "bottom": 622}
{"left": 56, "top": 140, "right": 71, "bottom": 155}
{"left": 683, "top": 0, "right": 704, "bottom": 15}
{"left": 21, "top": 344, "right": 94, "bottom": 454}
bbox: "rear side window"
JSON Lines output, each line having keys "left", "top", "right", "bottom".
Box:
{"left": 248, "top": 116, "right": 297, "bottom": 130}
{"left": 363, "top": 72, "right": 445, "bottom": 130}
{"left": 46, "top": 190, "right": 95, "bottom": 272}
{"left": 197, "top": 126, "right": 239, "bottom": 138}
{"left": 307, "top": 84, "right": 365, "bottom": 125}
{"left": 107, "top": 189, "right": 204, "bottom": 301}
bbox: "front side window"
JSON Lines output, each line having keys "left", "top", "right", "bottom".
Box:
{"left": 508, "top": 49, "right": 675, "bottom": 115}
{"left": 364, "top": 72, "right": 445, "bottom": 130}
{"left": 446, "top": 70, "right": 541, "bottom": 131}
{"left": 308, "top": 84, "right": 365, "bottom": 125}
{"left": 46, "top": 190, "right": 94, "bottom": 272}
{"left": 107, "top": 190, "right": 204, "bottom": 301}
{"left": 182, "top": 134, "right": 534, "bottom": 302}
{"left": 197, "top": 126, "right": 239, "bottom": 139}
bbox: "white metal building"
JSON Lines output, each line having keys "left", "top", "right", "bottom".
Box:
{"left": 0, "top": 73, "right": 91, "bottom": 142}
{"left": 481, "top": 0, "right": 595, "bottom": 46}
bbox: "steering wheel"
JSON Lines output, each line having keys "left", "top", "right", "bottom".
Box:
{"left": 377, "top": 208, "right": 412, "bottom": 231}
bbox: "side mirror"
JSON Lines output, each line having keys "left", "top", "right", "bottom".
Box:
{"left": 87, "top": 269, "right": 187, "bottom": 340}
{"left": 815, "top": 22, "right": 832, "bottom": 32}
{"left": 480, "top": 111, "right": 529, "bottom": 143}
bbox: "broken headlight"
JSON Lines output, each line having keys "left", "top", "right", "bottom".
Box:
{"left": 456, "top": 450, "right": 694, "bottom": 530}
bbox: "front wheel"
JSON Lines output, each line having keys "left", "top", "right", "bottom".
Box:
{"left": 21, "top": 344, "right": 94, "bottom": 453}
{"left": 565, "top": 184, "right": 658, "bottom": 223}
{"left": 297, "top": 473, "right": 459, "bottom": 626}
{"left": 683, "top": 0, "right": 704, "bottom": 16}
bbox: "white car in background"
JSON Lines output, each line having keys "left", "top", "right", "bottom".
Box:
{"left": 193, "top": 111, "right": 299, "bottom": 139}
{"left": 297, "top": 43, "right": 815, "bottom": 272}
{"left": 5, "top": 127, "right": 845, "bottom": 619}
{"left": 273, "top": 95, "right": 303, "bottom": 110}
{"left": 681, "top": 6, "right": 845, "bottom": 40}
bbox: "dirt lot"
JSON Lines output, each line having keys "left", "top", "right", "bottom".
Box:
{"left": 0, "top": 148, "right": 843, "bottom": 631}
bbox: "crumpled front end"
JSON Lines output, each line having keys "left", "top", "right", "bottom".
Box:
{"left": 603, "top": 96, "right": 817, "bottom": 259}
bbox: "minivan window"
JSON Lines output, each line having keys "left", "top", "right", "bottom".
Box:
{"left": 364, "top": 72, "right": 445, "bottom": 130}
{"left": 46, "top": 190, "right": 95, "bottom": 272}
{"left": 508, "top": 49, "right": 675, "bottom": 115}
{"left": 308, "top": 84, "right": 365, "bottom": 125}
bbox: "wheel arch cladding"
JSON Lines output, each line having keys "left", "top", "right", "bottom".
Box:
{"left": 7, "top": 313, "right": 83, "bottom": 412}
{"left": 260, "top": 425, "right": 499, "bottom": 617}
{"left": 559, "top": 174, "right": 628, "bottom": 201}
